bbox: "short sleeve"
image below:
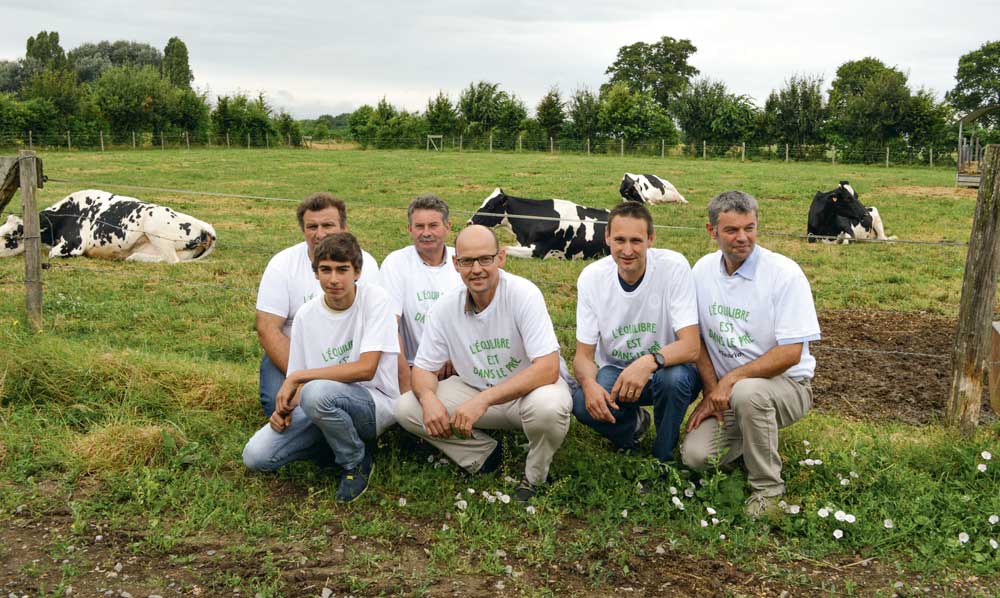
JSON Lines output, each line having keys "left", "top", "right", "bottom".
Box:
{"left": 286, "top": 312, "right": 307, "bottom": 374}
{"left": 413, "top": 300, "right": 450, "bottom": 372}
{"left": 666, "top": 261, "right": 700, "bottom": 333}
{"left": 256, "top": 255, "right": 290, "bottom": 318}
{"left": 515, "top": 282, "right": 560, "bottom": 360}
{"left": 378, "top": 252, "right": 405, "bottom": 316}
{"left": 575, "top": 271, "right": 600, "bottom": 345}
{"left": 773, "top": 270, "right": 821, "bottom": 343}
{"left": 360, "top": 289, "right": 402, "bottom": 355}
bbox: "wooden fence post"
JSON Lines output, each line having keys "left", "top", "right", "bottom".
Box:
{"left": 28, "top": 130, "right": 32, "bottom": 150}
{"left": 741, "top": 142, "right": 746, "bottom": 162}
{"left": 161, "top": 132, "right": 165, "bottom": 150}
{"left": 132, "top": 131, "right": 136, "bottom": 149}
{"left": 100, "top": 130, "right": 104, "bottom": 152}
{"left": 586, "top": 138, "right": 590, "bottom": 155}
{"left": 459, "top": 135, "right": 463, "bottom": 152}
{"left": 66, "top": 131, "right": 71, "bottom": 151}
{"left": 946, "top": 145, "right": 1000, "bottom": 435}
{"left": 18, "top": 150, "right": 42, "bottom": 331}
{"left": 489, "top": 133, "right": 493, "bottom": 152}
{"left": 785, "top": 143, "right": 789, "bottom": 162}
{"left": 620, "top": 138, "right": 624, "bottom": 157}
{"left": 185, "top": 131, "right": 190, "bottom": 150}
{"left": 991, "top": 322, "right": 1000, "bottom": 416}
{"left": 930, "top": 147, "right": 934, "bottom": 168}
{"left": 702, "top": 140, "right": 706, "bottom": 160}
{"left": 247, "top": 133, "right": 251, "bottom": 149}
{"left": 661, "top": 139, "right": 665, "bottom": 158}
{"left": 518, "top": 133, "right": 522, "bottom": 152}
{"left": 550, "top": 137, "right": 553, "bottom": 153}
{"left": 885, "top": 145, "right": 889, "bottom": 168}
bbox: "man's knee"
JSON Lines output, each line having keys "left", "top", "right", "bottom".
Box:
{"left": 298, "top": 380, "right": 352, "bottom": 419}
{"left": 680, "top": 436, "right": 713, "bottom": 471}
{"left": 394, "top": 391, "right": 425, "bottom": 432}
{"left": 523, "top": 385, "right": 572, "bottom": 431}
{"left": 242, "top": 439, "right": 278, "bottom": 472}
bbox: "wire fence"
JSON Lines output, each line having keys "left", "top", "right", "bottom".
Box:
{"left": 0, "top": 130, "right": 957, "bottom": 168}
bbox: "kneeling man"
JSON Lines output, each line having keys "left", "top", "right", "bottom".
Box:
{"left": 395, "top": 225, "right": 572, "bottom": 501}
{"left": 681, "top": 191, "right": 820, "bottom": 518}
{"left": 243, "top": 233, "right": 401, "bottom": 503}
{"left": 572, "top": 202, "right": 701, "bottom": 461}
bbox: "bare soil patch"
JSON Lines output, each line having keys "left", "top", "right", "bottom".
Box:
{"left": 878, "top": 186, "right": 978, "bottom": 200}
{"left": 813, "top": 309, "right": 992, "bottom": 425}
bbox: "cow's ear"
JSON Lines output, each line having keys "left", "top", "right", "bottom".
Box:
{"left": 831, "top": 197, "right": 837, "bottom": 202}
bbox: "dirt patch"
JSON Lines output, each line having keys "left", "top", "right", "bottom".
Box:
{"left": 308, "top": 141, "right": 360, "bottom": 151}
{"left": 813, "top": 309, "right": 992, "bottom": 425}
{"left": 879, "top": 186, "right": 978, "bottom": 200}
{"left": 460, "top": 183, "right": 489, "bottom": 191}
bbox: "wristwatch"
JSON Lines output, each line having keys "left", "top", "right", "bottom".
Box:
{"left": 651, "top": 352, "right": 666, "bottom": 369}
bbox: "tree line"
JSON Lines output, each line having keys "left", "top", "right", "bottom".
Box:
{"left": 0, "top": 31, "right": 303, "bottom": 147}
{"left": 315, "top": 37, "right": 1000, "bottom": 162}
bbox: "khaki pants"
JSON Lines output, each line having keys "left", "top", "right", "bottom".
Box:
{"left": 680, "top": 376, "right": 812, "bottom": 496}
{"left": 395, "top": 376, "right": 573, "bottom": 485}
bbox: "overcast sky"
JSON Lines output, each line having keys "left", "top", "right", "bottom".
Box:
{"left": 4, "top": 0, "right": 998, "bottom": 119}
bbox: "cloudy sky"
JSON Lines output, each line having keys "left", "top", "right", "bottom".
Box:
{"left": 4, "top": 0, "right": 998, "bottom": 118}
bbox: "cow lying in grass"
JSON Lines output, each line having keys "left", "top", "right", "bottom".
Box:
{"left": 0, "top": 189, "right": 216, "bottom": 263}
{"left": 467, "top": 188, "right": 609, "bottom": 259}
{"left": 807, "top": 181, "right": 895, "bottom": 244}
{"left": 620, "top": 173, "right": 687, "bottom": 204}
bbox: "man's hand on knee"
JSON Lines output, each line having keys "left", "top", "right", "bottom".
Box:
{"left": 420, "top": 394, "right": 452, "bottom": 438}
{"left": 583, "top": 380, "right": 617, "bottom": 423}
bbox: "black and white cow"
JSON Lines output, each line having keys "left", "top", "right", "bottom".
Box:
{"left": 468, "top": 188, "right": 609, "bottom": 259}
{"left": 807, "top": 181, "right": 895, "bottom": 244}
{"left": 620, "top": 173, "right": 687, "bottom": 204}
{"left": 0, "top": 189, "right": 216, "bottom": 262}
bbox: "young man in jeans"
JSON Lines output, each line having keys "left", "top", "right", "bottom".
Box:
{"left": 243, "top": 233, "right": 401, "bottom": 502}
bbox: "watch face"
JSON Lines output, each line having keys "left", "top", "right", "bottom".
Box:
{"left": 653, "top": 353, "right": 665, "bottom": 368}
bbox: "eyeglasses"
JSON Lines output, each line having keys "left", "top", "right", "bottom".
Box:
{"left": 455, "top": 253, "right": 498, "bottom": 268}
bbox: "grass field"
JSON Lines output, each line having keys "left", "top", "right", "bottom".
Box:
{"left": 1, "top": 149, "right": 999, "bottom": 597}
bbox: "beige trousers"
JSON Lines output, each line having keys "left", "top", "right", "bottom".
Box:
{"left": 395, "top": 376, "right": 573, "bottom": 485}
{"left": 680, "top": 376, "right": 812, "bottom": 496}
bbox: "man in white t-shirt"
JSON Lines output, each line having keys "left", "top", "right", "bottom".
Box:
{"left": 243, "top": 233, "right": 400, "bottom": 503}
{"left": 573, "top": 202, "right": 701, "bottom": 463}
{"left": 395, "top": 225, "right": 573, "bottom": 502}
{"left": 380, "top": 195, "right": 462, "bottom": 372}
{"left": 680, "top": 191, "right": 821, "bottom": 519}
{"left": 255, "top": 192, "right": 381, "bottom": 417}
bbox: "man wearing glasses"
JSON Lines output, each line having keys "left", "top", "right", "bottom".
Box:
{"left": 395, "top": 225, "right": 573, "bottom": 502}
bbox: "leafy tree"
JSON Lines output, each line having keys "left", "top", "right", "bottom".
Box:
{"left": 167, "top": 87, "right": 210, "bottom": 136}
{"left": 425, "top": 91, "right": 458, "bottom": 135}
{"left": 761, "top": 74, "right": 826, "bottom": 146}
{"left": 904, "top": 89, "right": 953, "bottom": 154}
{"left": 458, "top": 81, "right": 502, "bottom": 134}
{"left": 494, "top": 93, "right": 527, "bottom": 141}
{"left": 376, "top": 111, "right": 427, "bottom": 148}
{"left": 598, "top": 83, "right": 677, "bottom": 145}
{"left": 348, "top": 104, "right": 376, "bottom": 145}
{"left": 162, "top": 37, "right": 194, "bottom": 89}
{"left": 948, "top": 40, "right": 1000, "bottom": 126}
{"left": 567, "top": 87, "right": 600, "bottom": 140}
{"left": 827, "top": 60, "right": 911, "bottom": 149}
{"left": 26, "top": 31, "right": 66, "bottom": 69}
{"left": 91, "top": 65, "right": 172, "bottom": 139}
{"left": 535, "top": 87, "right": 565, "bottom": 140}
{"left": 0, "top": 61, "right": 25, "bottom": 93}
{"left": 274, "top": 111, "right": 303, "bottom": 146}
{"left": 673, "top": 78, "right": 757, "bottom": 151}
{"left": 604, "top": 36, "right": 698, "bottom": 110}
{"left": 22, "top": 67, "right": 81, "bottom": 119}
{"left": 68, "top": 41, "right": 162, "bottom": 83}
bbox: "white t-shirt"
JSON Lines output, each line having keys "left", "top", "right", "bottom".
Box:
{"left": 256, "top": 241, "right": 381, "bottom": 336}
{"left": 380, "top": 245, "right": 464, "bottom": 364}
{"left": 288, "top": 284, "right": 400, "bottom": 435}
{"left": 414, "top": 270, "right": 561, "bottom": 391}
{"left": 692, "top": 245, "right": 821, "bottom": 381}
{"left": 576, "top": 249, "right": 699, "bottom": 368}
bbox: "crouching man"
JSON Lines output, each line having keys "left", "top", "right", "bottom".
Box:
{"left": 243, "top": 233, "right": 401, "bottom": 503}
{"left": 395, "top": 225, "right": 573, "bottom": 502}
{"left": 681, "top": 191, "right": 821, "bottom": 519}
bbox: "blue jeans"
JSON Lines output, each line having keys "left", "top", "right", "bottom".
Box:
{"left": 259, "top": 353, "right": 285, "bottom": 417}
{"left": 572, "top": 363, "right": 700, "bottom": 462}
{"left": 243, "top": 380, "right": 377, "bottom": 471}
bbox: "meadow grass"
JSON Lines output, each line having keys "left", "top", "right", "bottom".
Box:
{"left": 1, "top": 148, "right": 997, "bottom": 595}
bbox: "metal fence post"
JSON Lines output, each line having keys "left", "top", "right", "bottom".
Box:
{"left": 18, "top": 150, "right": 42, "bottom": 331}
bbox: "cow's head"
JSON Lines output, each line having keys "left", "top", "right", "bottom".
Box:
{"left": 619, "top": 173, "right": 644, "bottom": 203}
{"left": 0, "top": 214, "right": 25, "bottom": 256}
{"left": 468, "top": 188, "right": 509, "bottom": 227}
{"left": 823, "top": 180, "right": 868, "bottom": 222}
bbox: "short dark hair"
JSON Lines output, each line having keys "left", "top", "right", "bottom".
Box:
{"left": 407, "top": 194, "right": 450, "bottom": 225}
{"left": 297, "top": 192, "right": 347, "bottom": 230}
{"left": 311, "top": 232, "right": 363, "bottom": 273}
{"left": 707, "top": 191, "right": 758, "bottom": 227}
{"left": 608, "top": 202, "right": 654, "bottom": 237}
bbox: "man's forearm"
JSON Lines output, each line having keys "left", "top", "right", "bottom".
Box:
{"left": 259, "top": 329, "right": 290, "bottom": 373}
{"left": 719, "top": 343, "right": 802, "bottom": 387}
{"left": 412, "top": 367, "right": 440, "bottom": 403}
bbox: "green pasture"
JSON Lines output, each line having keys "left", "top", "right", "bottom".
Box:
{"left": 1, "top": 149, "right": 998, "bottom": 596}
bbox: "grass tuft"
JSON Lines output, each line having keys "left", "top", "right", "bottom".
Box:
{"left": 71, "top": 422, "right": 187, "bottom": 471}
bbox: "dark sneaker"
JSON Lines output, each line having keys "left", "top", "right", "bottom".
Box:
{"left": 478, "top": 440, "right": 504, "bottom": 474}
{"left": 514, "top": 478, "right": 537, "bottom": 502}
{"left": 336, "top": 450, "right": 373, "bottom": 503}
{"left": 633, "top": 408, "right": 652, "bottom": 445}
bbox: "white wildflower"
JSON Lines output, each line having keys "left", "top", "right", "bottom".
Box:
{"left": 719, "top": 534, "right": 726, "bottom": 540}
{"left": 983, "top": 451, "right": 993, "bottom": 461}
{"left": 441, "top": 524, "right": 449, "bottom": 531}
{"left": 991, "top": 539, "right": 998, "bottom": 550}
{"left": 850, "top": 450, "right": 858, "bottom": 457}
{"left": 684, "top": 488, "right": 695, "bottom": 498}
{"left": 504, "top": 476, "right": 518, "bottom": 484}
{"left": 526, "top": 506, "right": 536, "bottom": 515}
{"left": 959, "top": 532, "right": 970, "bottom": 544}
{"left": 668, "top": 486, "right": 678, "bottom": 496}
{"left": 711, "top": 517, "right": 720, "bottom": 525}
{"left": 486, "top": 494, "right": 496, "bottom": 504}
{"left": 803, "top": 458, "right": 815, "bottom": 466}
{"left": 494, "top": 491, "right": 504, "bottom": 498}
{"left": 840, "top": 479, "right": 850, "bottom": 486}
{"left": 803, "top": 440, "right": 810, "bottom": 446}
{"left": 834, "top": 510, "right": 847, "bottom": 522}
{"left": 813, "top": 459, "right": 823, "bottom": 465}
{"left": 818, "top": 508, "right": 830, "bottom": 518}
{"left": 671, "top": 496, "right": 684, "bottom": 510}
{"left": 989, "top": 515, "right": 999, "bottom": 525}
{"left": 845, "top": 514, "right": 856, "bottom": 524}
{"left": 699, "top": 520, "right": 708, "bottom": 528}
{"left": 621, "top": 509, "right": 628, "bottom": 518}
{"left": 833, "top": 529, "right": 843, "bottom": 539}
{"left": 636, "top": 481, "right": 644, "bottom": 492}
{"left": 706, "top": 507, "right": 717, "bottom": 515}
{"left": 454, "top": 500, "right": 468, "bottom": 511}
{"left": 398, "top": 497, "right": 407, "bottom": 507}
{"left": 499, "top": 494, "right": 511, "bottom": 504}
{"left": 427, "top": 455, "right": 435, "bottom": 463}
{"left": 849, "top": 471, "right": 859, "bottom": 478}
{"left": 978, "top": 463, "right": 988, "bottom": 473}
{"left": 787, "top": 505, "right": 801, "bottom": 515}
{"left": 468, "top": 488, "right": 476, "bottom": 495}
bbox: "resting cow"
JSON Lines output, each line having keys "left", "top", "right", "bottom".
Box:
{"left": 467, "top": 188, "right": 609, "bottom": 259}
{"left": 807, "top": 181, "right": 895, "bottom": 244}
{"left": 0, "top": 189, "right": 216, "bottom": 263}
{"left": 620, "top": 173, "right": 687, "bottom": 204}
